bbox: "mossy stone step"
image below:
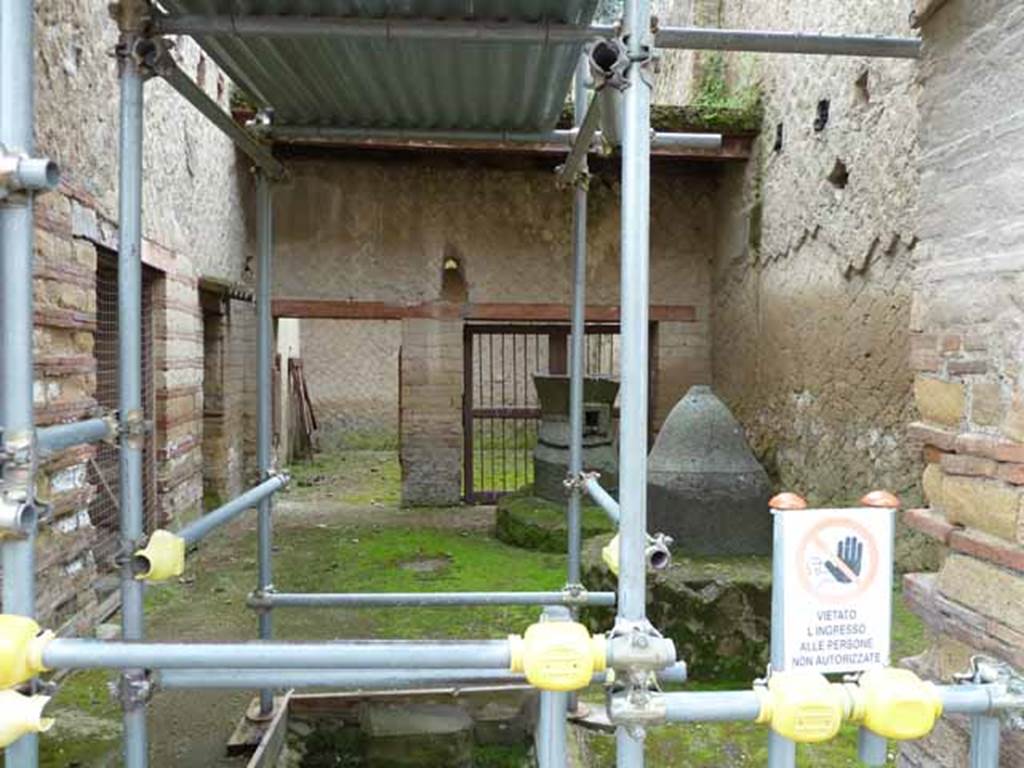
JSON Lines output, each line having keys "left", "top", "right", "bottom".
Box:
{"left": 495, "top": 491, "right": 615, "bottom": 553}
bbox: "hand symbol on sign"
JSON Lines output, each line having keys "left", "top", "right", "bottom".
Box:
{"left": 825, "top": 536, "right": 863, "bottom": 584}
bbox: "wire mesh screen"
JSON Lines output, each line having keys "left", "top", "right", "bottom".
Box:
{"left": 90, "top": 251, "right": 158, "bottom": 568}
{"left": 463, "top": 323, "right": 620, "bottom": 503}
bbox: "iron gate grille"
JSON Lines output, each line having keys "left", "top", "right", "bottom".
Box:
{"left": 462, "top": 323, "right": 621, "bottom": 503}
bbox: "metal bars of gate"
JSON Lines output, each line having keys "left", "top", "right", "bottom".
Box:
{"left": 462, "top": 323, "right": 621, "bottom": 503}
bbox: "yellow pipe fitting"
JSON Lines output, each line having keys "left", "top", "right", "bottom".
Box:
{"left": 849, "top": 667, "right": 943, "bottom": 741}
{"left": 509, "top": 621, "right": 606, "bottom": 691}
{"left": 0, "top": 615, "right": 52, "bottom": 689}
{"left": 755, "top": 671, "right": 845, "bottom": 743}
{"left": 0, "top": 689, "right": 53, "bottom": 748}
{"left": 602, "top": 534, "right": 620, "bottom": 576}
{"left": 133, "top": 529, "right": 185, "bottom": 581}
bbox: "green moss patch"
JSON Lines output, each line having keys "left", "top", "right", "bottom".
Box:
{"left": 495, "top": 491, "right": 616, "bottom": 553}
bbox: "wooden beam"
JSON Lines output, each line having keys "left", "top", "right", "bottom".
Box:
{"left": 272, "top": 299, "right": 697, "bottom": 323}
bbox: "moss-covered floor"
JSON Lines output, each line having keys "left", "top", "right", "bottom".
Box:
{"left": 40, "top": 449, "right": 927, "bottom": 767}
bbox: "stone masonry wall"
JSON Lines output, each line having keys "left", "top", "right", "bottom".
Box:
{"left": 299, "top": 319, "right": 401, "bottom": 450}
{"left": 21, "top": 2, "right": 255, "bottom": 632}
{"left": 274, "top": 157, "right": 716, "bottom": 503}
{"left": 692, "top": 1, "right": 925, "bottom": 515}
{"left": 900, "top": 1, "right": 1024, "bottom": 765}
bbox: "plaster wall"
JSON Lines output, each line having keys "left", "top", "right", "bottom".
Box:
{"left": 700, "top": 0, "right": 923, "bottom": 513}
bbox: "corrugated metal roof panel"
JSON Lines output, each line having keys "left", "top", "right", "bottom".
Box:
{"left": 164, "top": 1, "right": 597, "bottom": 132}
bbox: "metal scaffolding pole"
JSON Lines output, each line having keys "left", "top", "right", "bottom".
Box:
{"left": 36, "top": 417, "right": 116, "bottom": 455}
{"left": 252, "top": 590, "right": 616, "bottom": 608}
{"left": 616, "top": 0, "right": 653, "bottom": 764}
{"left": 178, "top": 474, "right": 289, "bottom": 546}
{"left": 566, "top": 55, "right": 590, "bottom": 589}
{"left": 116, "top": 39, "right": 149, "bottom": 768}
{"left": 0, "top": 0, "right": 42, "bottom": 764}
{"left": 768, "top": 508, "right": 795, "bottom": 767}
{"left": 148, "top": 44, "right": 285, "bottom": 181}
{"left": 116, "top": 34, "right": 148, "bottom": 768}
{"left": 255, "top": 171, "right": 275, "bottom": 717}
{"left": 969, "top": 716, "right": 1001, "bottom": 768}
{"left": 270, "top": 125, "right": 721, "bottom": 153}
{"left": 157, "top": 662, "right": 688, "bottom": 690}
{"left": 42, "top": 638, "right": 513, "bottom": 670}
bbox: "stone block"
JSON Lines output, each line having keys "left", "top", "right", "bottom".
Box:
{"left": 908, "top": 422, "right": 958, "bottom": 452}
{"left": 971, "top": 380, "right": 1004, "bottom": 426}
{"left": 936, "top": 554, "right": 1024, "bottom": 634}
{"left": 940, "top": 475, "right": 1021, "bottom": 542}
{"left": 955, "top": 433, "right": 1024, "bottom": 464}
{"left": 914, "top": 377, "right": 965, "bottom": 427}
{"left": 921, "top": 463, "right": 945, "bottom": 507}
{"left": 1003, "top": 391, "right": 1024, "bottom": 443}
{"left": 939, "top": 453, "right": 997, "bottom": 478}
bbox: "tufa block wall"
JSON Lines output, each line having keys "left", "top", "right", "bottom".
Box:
{"left": 901, "top": 1, "right": 1024, "bottom": 764}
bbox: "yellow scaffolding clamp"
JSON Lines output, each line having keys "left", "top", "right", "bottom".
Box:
{"left": 0, "top": 689, "right": 53, "bottom": 748}
{"left": 846, "top": 667, "right": 943, "bottom": 741}
{"left": 133, "top": 529, "right": 186, "bottom": 581}
{"left": 509, "top": 620, "right": 606, "bottom": 691}
{"left": 0, "top": 616, "right": 52, "bottom": 689}
{"left": 755, "top": 671, "right": 846, "bottom": 743}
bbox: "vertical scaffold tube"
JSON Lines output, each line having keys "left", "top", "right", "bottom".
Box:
{"left": 117, "top": 42, "right": 148, "bottom": 768}
{"left": 768, "top": 511, "right": 795, "bottom": 767}
{"left": 617, "top": 1, "right": 652, "bottom": 765}
{"left": 255, "top": 172, "right": 275, "bottom": 717}
{"left": 969, "top": 716, "right": 1001, "bottom": 768}
{"left": 566, "top": 54, "right": 589, "bottom": 588}
{"left": 1, "top": 0, "right": 40, "bottom": 764}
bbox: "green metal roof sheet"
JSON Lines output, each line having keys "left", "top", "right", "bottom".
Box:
{"left": 163, "top": 1, "right": 598, "bottom": 132}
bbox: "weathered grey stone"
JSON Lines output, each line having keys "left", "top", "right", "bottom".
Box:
{"left": 647, "top": 386, "right": 773, "bottom": 556}
{"left": 533, "top": 375, "right": 619, "bottom": 503}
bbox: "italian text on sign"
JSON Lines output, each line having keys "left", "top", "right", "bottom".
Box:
{"left": 776, "top": 507, "right": 895, "bottom": 674}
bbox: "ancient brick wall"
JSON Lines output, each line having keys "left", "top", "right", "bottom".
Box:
{"left": 900, "top": 1, "right": 1024, "bottom": 764}
{"left": 22, "top": 3, "right": 255, "bottom": 631}
{"left": 688, "top": 1, "right": 926, "bottom": 520}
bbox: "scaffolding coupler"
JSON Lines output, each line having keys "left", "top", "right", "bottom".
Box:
{"left": 0, "top": 145, "right": 60, "bottom": 199}
{"left": 0, "top": 616, "right": 53, "bottom": 689}
{"left": 132, "top": 529, "right": 186, "bottom": 581}
{"left": 601, "top": 532, "right": 673, "bottom": 575}
{"left": 955, "top": 655, "right": 1024, "bottom": 729}
{"left": 0, "top": 689, "right": 53, "bottom": 749}
{"left": 508, "top": 619, "right": 606, "bottom": 692}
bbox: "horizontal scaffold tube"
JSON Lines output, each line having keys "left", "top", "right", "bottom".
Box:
{"left": 178, "top": 474, "right": 289, "bottom": 546}
{"left": 269, "top": 125, "right": 721, "bottom": 152}
{"left": 152, "top": 15, "right": 921, "bottom": 59}
{"left": 36, "top": 417, "right": 115, "bottom": 454}
{"left": 663, "top": 683, "right": 1005, "bottom": 726}
{"left": 41, "top": 639, "right": 511, "bottom": 671}
{"left": 251, "top": 590, "right": 616, "bottom": 609}
{"left": 157, "top": 661, "right": 688, "bottom": 690}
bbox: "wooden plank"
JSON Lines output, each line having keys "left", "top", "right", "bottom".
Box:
{"left": 272, "top": 299, "right": 697, "bottom": 323}
{"left": 246, "top": 693, "right": 292, "bottom": 768}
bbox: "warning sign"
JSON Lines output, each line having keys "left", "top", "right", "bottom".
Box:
{"left": 776, "top": 507, "right": 895, "bottom": 675}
